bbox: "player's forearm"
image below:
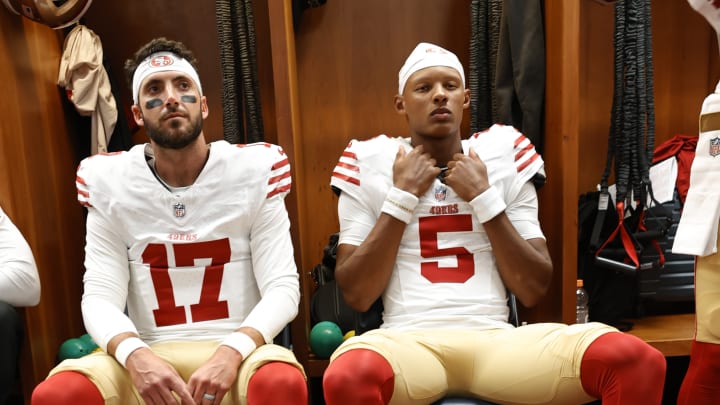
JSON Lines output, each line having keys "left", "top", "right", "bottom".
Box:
{"left": 82, "top": 295, "right": 138, "bottom": 351}
{"left": 483, "top": 214, "right": 552, "bottom": 307}
{"left": 240, "top": 280, "right": 299, "bottom": 343}
{"left": 335, "top": 215, "right": 404, "bottom": 311}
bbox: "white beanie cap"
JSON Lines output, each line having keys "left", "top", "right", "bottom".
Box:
{"left": 397, "top": 42, "right": 465, "bottom": 95}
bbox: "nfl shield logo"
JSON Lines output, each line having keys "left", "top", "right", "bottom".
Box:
{"left": 173, "top": 202, "right": 186, "bottom": 218}
{"left": 434, "top": 185, "right": 447, "bottom": 201}
{"left": 710, "top": 137, "right": 720, "bottom": 157}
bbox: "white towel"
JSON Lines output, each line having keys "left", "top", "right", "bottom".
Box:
{"left": 673, "top": 80, "right": 720, "bottom": 256}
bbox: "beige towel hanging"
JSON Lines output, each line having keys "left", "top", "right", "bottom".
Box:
{"left": 58, "top": 24, "right": 117, "bottom": 155}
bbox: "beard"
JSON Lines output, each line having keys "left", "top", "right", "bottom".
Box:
{"left": 144, "top": 110, "right": 203, "bottom": 150}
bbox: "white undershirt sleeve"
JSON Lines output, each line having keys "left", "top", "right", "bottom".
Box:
{"left": 239, "top": 195, "right": 300, "bottom": 343}
{"left": 0, "top": 206, "right": 40, "bottom": 307}
{"left": 81, "top": 209, "right": 139, "bottom": 351}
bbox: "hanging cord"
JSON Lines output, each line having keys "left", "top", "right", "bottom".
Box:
{"left": 236, "top": 0, "right": 264, "bottom": 143}
{"left": 469, "top": 0, "right": 502, "bottom": 134}
{"left": 216, "top": 0, "right": 245, "bottom": 144}
{"left": 592, "top": 0, "right": 667, "bottom": 273}
{"left": 589, "top": 0, "right": 626, "bottom": 254}
{"left": 469, "top": 0, "right": 490, "bottom": 133}
{"left": 215, "top": 0, "right": 264, "bottom": 144}
{"left": 633, "top": 0, "right": 668, "bottom": 268}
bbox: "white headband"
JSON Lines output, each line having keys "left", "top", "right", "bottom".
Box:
{"left": 132, "top": 52, "right": 202, "bottom": 104}
{"left": 398, "top": 42, "right": 465, "bottom": 95}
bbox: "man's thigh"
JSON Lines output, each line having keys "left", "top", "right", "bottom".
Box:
{"left": 50, "top": 341, "right": 304, "bottom": 405}
{"left": 331, "top": 324, "right": 614, "bottom": 405}
{"left": 152, "top": 341, "right": 304, "bottom": 403}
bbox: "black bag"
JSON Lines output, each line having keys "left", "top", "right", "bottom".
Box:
{"left": 577, "top": 191, "right": 639, "bottom": 331}
{"left": 310, "top": 233, "right": 383, "bottom": 334}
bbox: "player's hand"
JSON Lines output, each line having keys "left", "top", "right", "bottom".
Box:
{"left": 392, "top": 145, "right": 440, "bottom": 197}
{"left": 125, "top": 348, "right": 195, "bottom": 405}
{"left": 187, "top": 345, "right": 243, "bottom": 405}
{"left": 445, "top": 147, "right": 490, "bottom": 202}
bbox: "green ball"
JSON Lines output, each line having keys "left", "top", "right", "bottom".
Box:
{"left": 79, "top": 333, "right": 99, "bottom": 350}
{"left": 58, "top": 338, "right": 92, "bottom": 361}
{"left": 310, "top": 321, "right": 344, "bottom": 359}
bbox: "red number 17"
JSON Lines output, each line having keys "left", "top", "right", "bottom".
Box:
{"left": 142, "top": 239, "right": 231, "bottom": 327}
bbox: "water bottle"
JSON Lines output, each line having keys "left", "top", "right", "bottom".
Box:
{"left": 576, "top": 279, "right": 589, "bottom": 324}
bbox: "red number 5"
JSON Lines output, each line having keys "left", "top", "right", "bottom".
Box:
{"left": 142, "top": 239, "right": 231, "bottom": 327}
{"left": 419, "top": 215, "right": 474, "bottom": 283}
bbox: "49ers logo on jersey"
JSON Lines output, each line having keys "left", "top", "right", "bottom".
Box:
{"left": 150, "top": 55, "right": 175, "bottom": 68}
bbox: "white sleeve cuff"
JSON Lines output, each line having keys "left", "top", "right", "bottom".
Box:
{"left": 221, "top": 332, "right": 257, "bottom": 360}
{"left": 381, "top": 187, "right": 419, "bottom": 223}
{"left": 114, "top": 337, "right": 149, "bottom": 368}
{"left": 470, "top": 186, "right": 507, "bottom": 223}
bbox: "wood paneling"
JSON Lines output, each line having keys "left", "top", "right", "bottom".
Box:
{"left": 578, "top": 0, "right": 720, "bottom": 196}
{"left": 543, "top": 0, "right": 581, "bottom": 324}
{"left": 626, "top": 313, "right": 695, "bottom": 357}
{"left": 0, "top": 12, "right": 86, "bottom": 401}
{"left": 266, "top": 0, "right": 316, "bottom": 376}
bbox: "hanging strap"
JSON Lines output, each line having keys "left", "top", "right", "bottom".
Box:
{"left": 590, "top": 0, "right": 667, "bottom": 273}
{"left": 595, "top": 201, "right": 641, "bottom": 275}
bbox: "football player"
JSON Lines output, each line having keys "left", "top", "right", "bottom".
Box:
{"left": 322, "top": 42, "right": 666, "bottom": 405}
{"left": 32, "top": 38, "right": 306, "bottom": 405}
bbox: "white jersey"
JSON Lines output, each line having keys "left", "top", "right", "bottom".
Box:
{"left": 330, "top": 124, "right": 545, "bottom": 330}
{"left": 0, "top": 205, "right": 40, "bottom": 307}
{"left": 76, "top": 141, "right": 300, "bottom": 350}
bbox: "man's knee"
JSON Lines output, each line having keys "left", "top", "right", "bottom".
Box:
{"left": 324, "top": 349, "right": 394, "bottom": 394}
{"left": 249, "top": 362, "right": 306, "bottom": 393}
{"left": 619, "top": 333, "right": 666, "bottom": 373}
{"left": 31, "top": 371, "right": 102, "bottom": 405}
{"left": 589, "top": 332, "right": 667, "bottom": 383}
{"left": 247, "top": 362, "right": 307, "bottom": 405}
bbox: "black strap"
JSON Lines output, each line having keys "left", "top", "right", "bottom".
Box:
{"left": 589, "top": 0, "right": 664, "bottom": 273}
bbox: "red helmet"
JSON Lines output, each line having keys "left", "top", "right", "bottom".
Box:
{"left": 1, "top": 0, "right": 92, "bottom": 29}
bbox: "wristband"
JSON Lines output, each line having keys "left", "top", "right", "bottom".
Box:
{"left": 381, "top": 187, "right": 419, "bottom": 224}
{"left": 221, "top": 332, "right": 257, "bottom": 360}
{"left": 470, "top": 186, "right": 507, "bottom": 223}
{"left": 114, "top": 337, "right": 149, "bottom": 368}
